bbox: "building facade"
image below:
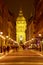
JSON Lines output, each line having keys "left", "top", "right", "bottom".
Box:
{"left": 34, "top": 0, "right": 43, "bottom": 36}
{"left": 16, "top": 10, "right": 27, "bottom": 43}
{"left": 0, "top": 0, "right": 15, "bottom": 49}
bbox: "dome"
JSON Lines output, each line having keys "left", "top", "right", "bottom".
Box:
{"left": 16, "top": 16, "right": 26, "bottom": 21}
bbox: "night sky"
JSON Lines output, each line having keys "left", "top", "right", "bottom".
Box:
{"left": 4, "top": 0, "right": 35, "bottom": 20}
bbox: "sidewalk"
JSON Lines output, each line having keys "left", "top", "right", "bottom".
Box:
{"left": 0, "top": 53, "right": 4, "bottom": 57}
{"left": 31, "top": 49, "right": 43, "bottom": 56}
{"left": 0, "top": 50, "right": 13, "bottom": 59}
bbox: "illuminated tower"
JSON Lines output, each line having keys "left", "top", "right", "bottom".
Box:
{"left": 16, "top": 9, "right": 27, "bottom": 43}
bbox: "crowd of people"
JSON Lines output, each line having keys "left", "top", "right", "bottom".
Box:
{"left": 0, "top": 40, "right": 41, "bottom": 54}
{"left": 0, "top": 42, "right": 26, "bottom": 54}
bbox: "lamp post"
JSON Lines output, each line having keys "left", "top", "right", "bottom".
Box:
{"left": 5, "top": 36, "right": 9, "bottom": 46}
{"left": 0, "top": 32, "right": 3, "bottom": 53}
{"left": 38, "top": 34, "right": 42, "bottom": 52}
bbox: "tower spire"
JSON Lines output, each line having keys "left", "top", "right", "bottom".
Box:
{"left": 19, "top": 8, "right": 23, "bottom": 16}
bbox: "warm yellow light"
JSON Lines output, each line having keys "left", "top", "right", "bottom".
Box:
{"left": 0, "top": 32, "right": 3, "bottom": 35}
{"left": 20, "top": 36, "right": 23, "bottom": 41}
{"left": 1, "top": 36, "right": 5, "bottom": 39}
{"left": 0, "top": 35, "right": 5, "bottom": 39}
{"left": 42, "top": 40, "right": 43, "bottom": 43}
{"left": 38, "top": 34, "right": 42, "bottom": 37}
{"left": 6, "top": 36, "right": 9, "bottom": 38}
{"left": 16, "top": 9, "right": 27, "bottom": 43}
{"left": 31, "top": 38, "right": 34, "bottom": 41}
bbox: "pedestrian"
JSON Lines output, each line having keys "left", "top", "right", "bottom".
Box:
{"left": 3, "top": 46, "right": 6, "bottom": 54}
{"left": 7, "top": 45, "right": 10, "bottom": 52}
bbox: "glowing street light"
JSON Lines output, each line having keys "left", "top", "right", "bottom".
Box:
{"left": 0, "top": 32, "right": 3, "bottom": 35}
{"left": 0, "top": 32, "right": 3, "bottom": 53}
{"left": 0, "top": 32, "right": 3, "bottom": 37}
{"left": 6, "top": 36, "right": 9, "bottom": 38}
{"left": 32, "top": 38, "right": 34, "bottom": 41}
{"left": 38, "top": 34, "right": 42, "bottom": 37}
{"left": 0, "top": 32, "right": 5, "bottom": 39}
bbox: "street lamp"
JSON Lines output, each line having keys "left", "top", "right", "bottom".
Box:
{"left": 38, "top": 34, "right": 42, "bottom": 37}
{"left": 6, "top": 35, "right": 9, "bottom": 38}
{"left": 5, "top": 36, "right": 9, "bottom": 46}
{"left": 32, "top": 38, "right": 34, "bottom": 41}
{"left": 0, "top": 32, "right": 3, "bottom": 35}
{"left": 38, "top": 34, "right": 43, "bottom": 52}
{"left": 0, "top": 32, "right": 3, "bottom": 53}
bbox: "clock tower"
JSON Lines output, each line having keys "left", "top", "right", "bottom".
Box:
{"left": 16, "top": 9, "right": 27, "bottom": 44}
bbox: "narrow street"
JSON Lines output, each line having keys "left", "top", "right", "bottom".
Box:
{"left": 0, "top": 0, "right": 43, "bottom": 65}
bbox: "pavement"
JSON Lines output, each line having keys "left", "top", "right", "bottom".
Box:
{"left": 0, "top": 49, "right": 43, "bottom": 57}
{"left": 0, "top": 50, "right": 13, "bottom": 59}
{"left": 6, "top": 49, "right": 43, "bottom": 57}
{"left": 0, "top": 49, "right": 43, "bottom": 65}
{"left": 31, "top": 50, "right": 43, "bottom": 56}
{"left": 0, "top": 49, "right": 42, "bottom": 60}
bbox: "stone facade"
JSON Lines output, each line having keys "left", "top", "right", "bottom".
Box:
{"left": 34, "top": 0, "right": 43, "bottom": 36}
{"left": 0, "top": 0, "right": 15, "bottom": 40}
